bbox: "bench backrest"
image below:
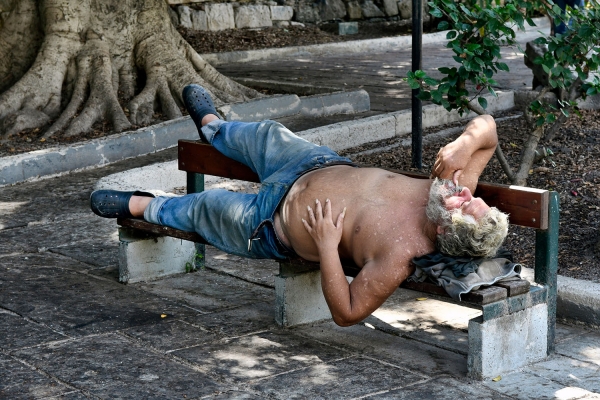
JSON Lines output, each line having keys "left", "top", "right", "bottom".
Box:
{"left": 178, "top": 140, "right": 550, "bottom": 229}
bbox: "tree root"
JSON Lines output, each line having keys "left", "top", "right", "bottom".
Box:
{"left": 0, "top": 0, "right": 263, "bottom": 140}
{"left": 0, "top": 0, "right": 42, "bottom": 93}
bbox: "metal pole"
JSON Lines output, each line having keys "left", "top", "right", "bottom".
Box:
{"left": 411, "top": 0, "right": 423, "bottom": 169}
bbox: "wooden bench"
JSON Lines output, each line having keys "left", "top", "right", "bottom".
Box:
{"left": 117, "top": 139, "right": 559, "bottom": 379}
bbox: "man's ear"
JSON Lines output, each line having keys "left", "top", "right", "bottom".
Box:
{"left": 436, "top": 226, "right": 445, "bottom": 235}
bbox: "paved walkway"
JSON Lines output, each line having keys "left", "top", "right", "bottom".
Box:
{"left": 215, "top": 29, "right": 543, "bottom": 132}
{"left": 2, "top": 21, "right": 599, "bottom": 400}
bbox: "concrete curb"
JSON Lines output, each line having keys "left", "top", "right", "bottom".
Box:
{"left": 218, "top": 90, "right": 370, "bottom": 121}
{"left": 0, "top": 90, "right": 368, "bottom": 188}
{"left": 521, "top": 268, "right": 600, "bottom": 328}
{"left": 0, "top": 117, "right": 198, "bottom": 187}
{"left": 201, "top": 17, "right": 550, "bottom": 66}
{"left": 302, "top": 91, "right": 513, "bottom": 150}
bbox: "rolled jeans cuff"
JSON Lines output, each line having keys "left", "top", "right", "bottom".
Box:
{"left": 144, "top": 196, "right": 171, "bottom": 225}
{"left": 201, "top": 120, "right": 227, "bottom": 143}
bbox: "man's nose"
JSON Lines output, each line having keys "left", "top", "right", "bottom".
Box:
{"left": 459, "top": 187, "right": 472, "bottom": 201}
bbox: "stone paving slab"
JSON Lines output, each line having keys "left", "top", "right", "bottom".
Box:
{"left": 0, "top": 214, "right": 114, "bottom": 254}
{"left": 0, "top": 311, "right": 67, "bottom": 351}
{"left": 294, "top": 321, "right": 470, "bottom": 377}
{"left": 122, "top": 319, "right": 215, "bottom": 352}
{"left": 555, "top": 329, "right": 600, "bottom": 367}
{"left": 369, "top": 376, "right": 513, "bottom": 399}
{"left": 0, "top": 353, "right": 75, "bottom": 399}
{"left": 171, "top": 329, "right": 352, "bottom": 384}
{"left": 481, "top": 369, "right": 598, "bottom": 400}
{"left": 183, "top": 301, "right": 278, "bottom": 338}
{"left": 249, "top": 356, "right": 425, "bottom": 399}
{"left": 11, "top": 334, "right": 223, "bottom": 399}
{"left": 0, "top": 253, "right": 198, "bottom": 337}
{"left": 529, "top": 358, "right": 600, "bottom": 394}
{"left": 205, "top": 246, "right": 279, "bottom": 288}
{"left": 135, "top": 269, "right": 272, "bottom": 313}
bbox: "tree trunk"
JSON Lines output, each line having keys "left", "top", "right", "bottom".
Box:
{"left": 0, "top": 0, "right": 262, "bottom": 138}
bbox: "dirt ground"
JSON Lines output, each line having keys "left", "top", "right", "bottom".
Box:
{"left": 342, "top": 111, "right": 600, "bottom": 282}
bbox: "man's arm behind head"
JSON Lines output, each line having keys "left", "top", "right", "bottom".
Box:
{"left": 431, "top": 115, "right": 498, "bottom": 193}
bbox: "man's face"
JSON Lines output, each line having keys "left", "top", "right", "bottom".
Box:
{"left": 443, "top": 186, "right": 491, "bottom": 220}
{"left": 428, "top": 180, "right": 490, "bottom": 224}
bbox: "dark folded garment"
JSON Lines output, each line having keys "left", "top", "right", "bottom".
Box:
{"left": 412, "top": 248, "right": 514, "bottom": 278}
{"left": 409, "top": 249, "right": 521, "bottom": 301}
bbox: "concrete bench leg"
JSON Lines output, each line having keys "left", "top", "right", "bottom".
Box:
{"left": 118, "top": 227, "right": 197, "bottom": 283}
{"left": 275, "top": 261, "right": 332, "bottom": 327}
{"left": 467, "top": 303, "right": 548, "bottom": 379}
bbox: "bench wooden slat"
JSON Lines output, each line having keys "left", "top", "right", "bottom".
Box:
{"left": 494, "top": 279, "right": 531, "bottom": 297}
{"left": 179, "top": 140, "right": 260, "bottom": 183}
{"left": 342, "top": 263, "right": 514, "bottom": 306}
{"left": 117, "top": 218, "right": 208, "bottom": 244}
{"left": 178, "top": 140, "right": 549, "bottom": 229}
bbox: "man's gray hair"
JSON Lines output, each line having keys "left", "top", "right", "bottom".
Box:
{"left": 426, "top": 179, "right": 509, "bottom": 258}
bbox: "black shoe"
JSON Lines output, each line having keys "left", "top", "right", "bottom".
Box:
{"left": 90, "top": 190, "right": 154, "bottom": 219}
{"left": 182, "top": 84, "right": 223, "bottom": 143}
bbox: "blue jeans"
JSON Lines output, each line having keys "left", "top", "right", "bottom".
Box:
{"left": 144, "top": 120, "right": 355, "bottom": 260}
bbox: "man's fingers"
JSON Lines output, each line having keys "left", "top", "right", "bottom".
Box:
{"left": 336, "top": 207, "right": 346, "bottom": 228}
{"left": 307, "top": 205, "right": 316, "bottom": 224}
{"left": 301, "top": 218, "right": 312, "bottom": 233}
{"left": 324, "top": 198, "right": 332, "bottom": 219}
{"left": 315, "top": 199, "right": 323, "bottom": 221}
{"left": 452, "top": 170, "right": 462, "bottom": 185}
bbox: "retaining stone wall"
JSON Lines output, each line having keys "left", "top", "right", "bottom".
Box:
{"left": 169, "top": 0, "right": 427, "bottom": 31}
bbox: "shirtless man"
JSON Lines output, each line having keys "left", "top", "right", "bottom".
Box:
{"left": 91, "top": 84, "right": 508, "bottom": 327}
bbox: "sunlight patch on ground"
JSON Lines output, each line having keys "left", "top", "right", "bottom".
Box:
{"left": 303, "top": 364, "right": 337, "bottom": 385}
{"left": 0, "top": 201, "right": 28, "bottom": 214}
{"left": 0, "top": 201, "right": 29, "bottom": 229}
{"left": 554, "top": 386, "right": 597, "bottom": 399}
{"left": 581, "top": 346, "right": 600, "bottom": 366}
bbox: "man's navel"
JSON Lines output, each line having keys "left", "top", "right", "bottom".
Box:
{"left": 354, "top": 226, "right": 361, "bottom": 234}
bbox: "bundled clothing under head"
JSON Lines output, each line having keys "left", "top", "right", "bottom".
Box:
{"left": 409, "top": 248, "right": 522, "bottom": 300}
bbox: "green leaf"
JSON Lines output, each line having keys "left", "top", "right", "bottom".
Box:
{"left": 489, "top": 87, "right": 497, "bottom": 97}
{"left": 561, "top": 108, "right": 570, "bottom": 118}
{"left": 430, "top": 8, "right": 443, "bottom": 18}
{"left": 546, "top": 114, "right": 556, "bottom": 124}
{"left": 447, "top": 30, "right": 457, "bottom": 40}
{"left": 526, "top": 17, "right": 536, "bottom": 27}
{"left": 497, "top": 62, "right": 509, "bottom": 72}
{"left": 415, "top": 70, "right": 427, "bottom": 79}
{"left": 424, "top": 77, "right": 439, "bottom": 86}
{"left": 407, "top": 78, "right": 421, "bottom": 90}
{"left": 586, "top": 87, "right": 597, "bottom": 96}
{"left": 542, "top": 64, "right": 551, "bottom": 74}
{"left": 536, "top": 116, "right": 545, "bottom": 127}
{"left": 478, "top": 97, "right": 488, "bottom": 110}
{"left": 438, "top": 21, "right": 449, "bottom": 30}
{"left": 417, "top": 91, "right": 432, "bottom": 100}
